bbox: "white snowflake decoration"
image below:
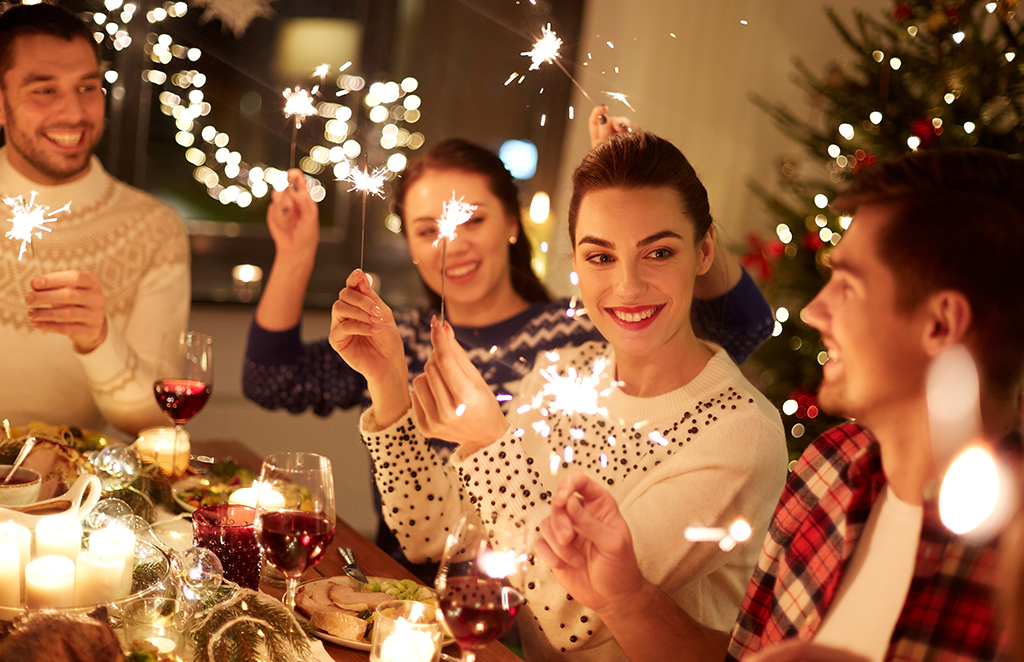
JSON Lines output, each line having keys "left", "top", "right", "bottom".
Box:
{"left": 191, "top": 0, "right": 276, "bottom": 39}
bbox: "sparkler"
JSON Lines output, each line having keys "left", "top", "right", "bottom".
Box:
{"left": 4, "top": 192, "right": 70, "bottom": 261}
{"left": 343, "top": 163, "right": 388, "bottom": 271}
{"left": 516, "top": 24, "right": 593, "bottom": 103}
{"left": 435, "top": 192, "right": 477, "bottom": 323}
{"left": 603, "top": 91, "right": 636, "bottom": 112}
{"left": 684, "top": 519, "right": 752, "bottom": 552}
{"left": 282, "top": 86, "right": 318, "bottom": 169}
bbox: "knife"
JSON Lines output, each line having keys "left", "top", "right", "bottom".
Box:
{"left": 337, "top": 546, "right": 369, "bottom": 585}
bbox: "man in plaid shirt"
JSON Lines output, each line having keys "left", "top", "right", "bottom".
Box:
{"left": 534, "top": 148, "right": 1024, "bottom": 662}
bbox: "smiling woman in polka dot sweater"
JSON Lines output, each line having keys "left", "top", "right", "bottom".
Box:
{"left": 336, "top": 133, "right": 787, "bottom": 661}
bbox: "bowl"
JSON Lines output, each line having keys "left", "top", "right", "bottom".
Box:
{"left": 0, "top": 466, "right": 41, "bottom": 507}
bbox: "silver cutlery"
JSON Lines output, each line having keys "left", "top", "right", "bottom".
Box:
{"left": 337, "top": 546, "right": 369, "bottom": 585}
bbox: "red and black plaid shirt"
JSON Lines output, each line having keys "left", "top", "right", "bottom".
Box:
{"left": 727, "top": 423, "right": 1011, "bottom": 661}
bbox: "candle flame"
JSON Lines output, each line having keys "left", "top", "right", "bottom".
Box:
{"left": 4, "top": 192, "right": 70, "bottom": 261}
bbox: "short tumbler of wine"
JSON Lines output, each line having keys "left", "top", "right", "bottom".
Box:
{"left": 436, "top": 515, "right": 528, "bottom": 662}
{"left": 254, "top": 452, "right": 336, "bottom": 611}
{"left": 153, "top": 330, "right": 213, "bottom": 476}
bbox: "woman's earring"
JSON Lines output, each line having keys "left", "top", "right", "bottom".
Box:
{"left": 509, "top": 235, "right": 518, "bottom": 245}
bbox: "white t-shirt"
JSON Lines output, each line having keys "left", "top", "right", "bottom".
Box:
{"left": 815, "top": 485, "right": 924, "bottom": 661}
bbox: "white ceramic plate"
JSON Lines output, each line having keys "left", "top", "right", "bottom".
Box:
{"left": 295, "top": 575, "right": 451, "bottom": 651}
{"left": 171, "top": 476, "right": 229, "bottom": 512}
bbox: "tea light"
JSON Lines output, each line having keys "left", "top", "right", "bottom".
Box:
{"left": 89, "top": 526, "right": 136, "bottom": 595}
{"left": 35, "top": 515, "right": 83, "bottom": 561}
{"left": 228, "top": 481, "right": 286, "bottom": 510}
{"left": 25, "top": 555, "right": 75, "bottom": 608}
{"left": 133, "top": 427, "right": 191, "bottom": 474}
{"left": 0, "top": 520, "right": 30, "bottom": 574}
{"left": 378, "top": 619, "right": 438, "bottom": 662}
{"left": 0, "top": 541, "right": 20, "bottom": 606}
{"left": 145, "top": 637, "right": 177, "bottom": 654}
{"left": 75, "top": 550, "right": 125, "bottom": 606}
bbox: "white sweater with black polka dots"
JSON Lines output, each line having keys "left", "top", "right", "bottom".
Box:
{"left": 360, "top": 342, "right": 787, "bottom": 662}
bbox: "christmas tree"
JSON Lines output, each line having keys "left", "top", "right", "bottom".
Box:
{"left": 744, "top": 0, "right": 1024, "bottom": 460}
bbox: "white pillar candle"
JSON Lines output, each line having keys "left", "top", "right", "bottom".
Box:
{"left": 75, "top": 550, "right": 126, "bottom": 606}
{"left": 133, "top": 427, "right": 191, "bottom": 474}
{"left": 228, "top": 481, "right": 286, "bottom": 510}
{"left": 35, "top": 515, "right": 83, "bottom": 561}
{"left": 25, "top": 555, "right": 75, "bottom": 609}
{"left": 88, "top": 526, "right": 136, "bottom": 595}
{"left": 0, "top": 541, "right": 21, "bottom": 607}
{"left": 377, "top": 619, "right": 438, "bottom": 662}
{"left": 0, "top": 520, "right": 31, "bottom": 574}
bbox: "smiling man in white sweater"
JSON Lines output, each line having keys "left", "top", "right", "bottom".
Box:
{"left": 0, "top": 4, "right": 188, "bottom": 434}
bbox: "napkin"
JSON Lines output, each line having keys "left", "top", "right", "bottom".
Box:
{"left": 309, "top": 638, "right": 336, "bottom": 662}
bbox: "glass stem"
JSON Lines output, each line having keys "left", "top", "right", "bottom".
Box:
{"left": 283, "top": 576, "right": 299, "bottom": 612}
{"left": 172, "top": 424, "right": 184, "bottom": 477}
{"left": 462, "top": 651, "right": 476, "bottom": 662}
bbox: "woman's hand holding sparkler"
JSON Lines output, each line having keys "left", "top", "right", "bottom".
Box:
{"left": 25, "top": 270, "right": 108, "bottom": 354}
{"left": 329, "top": 269, "right": 408, "bottom": 428}
{"left": 410, "top": 318, "right": 507, "bottom": 452}
{"left": 589, "top": 105, "right": 637, "bottom": 148}
{"left": 537, "top": 469, "right": 730, "bottom": 662}
{"left": 255, "top": 169, "right": 320, "bottom": 332}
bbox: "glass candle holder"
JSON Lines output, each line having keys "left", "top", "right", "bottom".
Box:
{"left": 122, "top": 597, "right": 185, "bottom": 658}
{"left": 192, "top": 504, "right": 261, "bottom": 589}
{"left": 370, "top": 600, "right": 443, "bottom": 662}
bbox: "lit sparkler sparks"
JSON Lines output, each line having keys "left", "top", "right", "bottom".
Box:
{"left": 312, "top": 63, "right": 330, "bottom": 79}
{"left": 4, "top": 192, "right": 70, "bottom": 261}
{"left": 436, "top": 193, "right": 478, "bottom": 323}
{"left": 283, "top": 86, "right": 318, "bottom": 169}
{"left": 522, "top": 23, "right": 562, "bottom": 71}
{"left": 528, "top": 355, "right": 617, "bottom": 420}
{"left": 603, "top": 91, "right": 636, "bottom": 112}
{"left": 344, "top": 163, "right": 389, "bottom": 271}
{"left": 684, "top": 519, "right": 752, "bottom": 551}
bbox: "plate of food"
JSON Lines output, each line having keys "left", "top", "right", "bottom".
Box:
{"left": 294, "top": 575, "right": 452, "bottom": 650}
{"left": 171, "top": 460, "right": 256, "bottom": 512}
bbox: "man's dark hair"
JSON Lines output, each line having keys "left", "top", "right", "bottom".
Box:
{"left": 0, "top": 3, "right": 99, "bottom": 84}
{"left": 833, "top": 148, "right": 1024, "bottom": 396}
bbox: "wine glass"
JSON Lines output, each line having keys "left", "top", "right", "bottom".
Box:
{"left": 153, "top": 331, "right": 213, "bottom": 476}
{"left": 435, "top": 514, "right": 528, "bottom": 662}
{"left": 254, "top": 452, "right": 336, "bottom": 611}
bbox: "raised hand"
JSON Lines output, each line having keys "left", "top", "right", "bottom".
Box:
{"left": 589, "top": 104, "right": 638, "bottom": 148}
{"left": 26, "top": 270, "right": 108, "bottom": 353}
{"left": 267, "top": 168, "right": 319, "bottom": 262}
{"left": 410, "top": 318, "right": 507, "bottom": 452}
{"left": 328, "top": 269, "right": 408, "bottom": 426}
{"left": 535, "top": 469, "right": 646, "bottom": 615}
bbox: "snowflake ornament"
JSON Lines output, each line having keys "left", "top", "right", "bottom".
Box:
{"left": 191, "top": 0, "right": 276, "bottom": 39}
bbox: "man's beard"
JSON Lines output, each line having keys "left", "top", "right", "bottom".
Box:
{"left": 3, "top": 99, "right": 100, "bottom": 183}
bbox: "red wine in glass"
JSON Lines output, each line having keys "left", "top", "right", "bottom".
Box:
{"left": 439, "top": 575, "right": 525, "bottom": 650}
{"left": 153, "top": 379, "right": 211, "bottom": 425}
{"left": 153, "top": 331, "right": 213, "bottom": 476}
{"left": 436, "top": 515, "right": 528, "bottom": 662}
{"left": 254, "top": 452, "right": 336, "bottom": 612}
{"left": 258, "top": 511, "right": 334, "bottom": 575}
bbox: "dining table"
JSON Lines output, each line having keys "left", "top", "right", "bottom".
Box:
{"left": 192, "top": 440, "right": 522, "bottom": 662}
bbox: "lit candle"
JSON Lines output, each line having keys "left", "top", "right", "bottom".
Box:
{"left": 89, "top": 526, "right": 136, "bottom": 596}
{"left": 133, "top": 427, "right": 191, "bottom": 475}
{"left": 228, "top": 481, "right": 286, "bottom": 510}
{"left": 378, "top": 619, "right": 438, "bottom": 662}
{"left": 0, "top": 541, "right": 20, "bottom": 606}
{"left": 25, "top": 555, "right": 75, "bottom": 608}
{"left": 75, "top": 550, "right": 125, "bottom": 606}
{"left": 145, "top": 637, "right": 177, "bottom": 654}
{"left": 35, "top": 515, "right": 83, "bottom": 561}
{"left": 0, "top": 520, "right": 31, "bottom": 574}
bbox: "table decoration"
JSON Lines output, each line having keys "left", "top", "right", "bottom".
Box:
{"left": 0, "top": 541, "right": 21, "bottom": 606}
{"left": 188, "top": 587, "right": 311, "bottom": 662}
{"left": 25, "top": 555, "right": 75, "bottom": 608}
{"left": 122, "top": 597, "right": 186, "bottom": 658}
{"left": 35, "top": 514, "right": 83, "bottom": 560}
{"left": 370, "top": 600, "right": 443, "bottom": 662}
{"left": 191, "top": 504, "right": 261, "bottom": 589}
{"left": 74, "top": 550, "right": 125, "bottom": 606}
{"left": 134, "top": 427, "right": 191, "bottom": 476}
{"left": 88, "top": 523, "right": 137, "bottom": 596}
{"left": 0, "top": 520, "right": 30, "bottom": 573}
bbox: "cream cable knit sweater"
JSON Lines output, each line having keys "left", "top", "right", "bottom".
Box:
{"left": 361, "top": 341, "right": 787, "bottom": 662}
{"left": 0, "top": 149, "right": 190, "bottom": 434}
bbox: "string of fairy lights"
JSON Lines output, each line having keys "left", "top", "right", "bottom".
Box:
{"left": 88, "top": 0, "right": 424, "bottom": 210}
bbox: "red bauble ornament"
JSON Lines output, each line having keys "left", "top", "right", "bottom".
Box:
{"left": 740, "top": 233, "right": 785, "bottom": 281}
{"left": 892, "top": 3, "right": 912, "bottom": 22}
{"left": 911, "top": 119, "right": 939, "bottom": 149}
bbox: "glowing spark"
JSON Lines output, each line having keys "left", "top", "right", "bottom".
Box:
{"left": 455, "top": 404, "right": 467, "bottom": 417}
{"left": 649, "top": 431, "right": 668, "bottom": 446}
{"left": 434, "top": 193, "right": 477, "bottom": 246}
{"left": 603, "top": 91, "right": 636, "bottom": 112}
{"left": 522, "top": 24, "right": 562, "bottom": 71}
{"left": 685, "top": 518, "right": 752, "bottom": 551}
{"left": 549, "top": 453, "right": 560, "bottom": 475}
{"left": 490, "top": 345, "right": 499, "bottom": 355}
{"left": 531, "top": 355, "right": 618, "bottom": 419}
{"left": 339, "top": 61, "right": 352, "bottom": 72}
{"left": 282, "top": 86, "right": 317, "bottom": 129}
{"left": 504, "top": 73, "right": 518, "bottom": 86}
{"left": 4, "top": 192, "right": 70, "bottom": 261}
{"left": 607, "top": 435, "right": 616, "bottom": 446}
{"left": 344, "top": 165, "right": 387, "bottom": 198}
{"left": 496, "top": 393, "right": 513, "bottom": 402}
{"left": 599, "top": 453, "right": 608, "bottom": 467}
{"left": 564, "top": 445, "right": 574, "bottom": 462}
{"left": 570, "top": 428, "right": 584, "bottom": 440}
{"left": 313, "top": 63, "right": 330, "bottom": 79}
